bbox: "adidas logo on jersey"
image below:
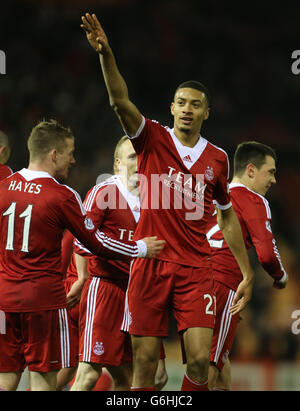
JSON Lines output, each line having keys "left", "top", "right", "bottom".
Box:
{"left": 182, "top": 154, "right": 193, "bottom": 163}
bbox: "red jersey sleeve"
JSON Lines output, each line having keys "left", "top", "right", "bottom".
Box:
{"left": 242, "top": 196, "right": 286, "bottom": 281}
{"left": 73, "top": 184, "right": 108, "bottom": 257}
{"left": 60, "top": 187, "right": 143, "bottom": 260}
{"left": 127, "top": 116, "right": 157, "bottom": 155}
{"left": 212, "top": 150, "right": 231, "bottom": 210}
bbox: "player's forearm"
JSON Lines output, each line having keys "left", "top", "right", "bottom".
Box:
{"left": 97, "top": 42, "right": 142, "bottom": 136}
{"left": 255, "top": 239, "right": 287, "bottom": 281}
{"left": 219, "top": 208, "right": 254, "bottom": 283}
{"left": 74, "top": 253, "right": 90, "bottom": 283}
{"left": 99, "top": 49, "right": 129, "bottom": 108}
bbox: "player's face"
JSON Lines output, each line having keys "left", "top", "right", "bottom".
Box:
{"left": 117, "top": 139, "right": 138, "bottom": 188}
{"left": 252, "top": 155, "right": 276, "bottom": 196}
{"left": 54, "top": 137, "right": 75, "bottom": 181}
{"left": 171, "top": 88, "right": 209, "bottom": 136}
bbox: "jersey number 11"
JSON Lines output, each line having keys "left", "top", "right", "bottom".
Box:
{"left": 3, "top": 202, "right": 33, "bottom": 253}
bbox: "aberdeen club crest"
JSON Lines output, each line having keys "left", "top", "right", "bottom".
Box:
{"left": 205, "top": 166, "right": 214, "bottom": 181}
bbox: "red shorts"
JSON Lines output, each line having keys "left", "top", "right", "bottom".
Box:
{"left": 79, "top": 277, "right": 132, "bottom": 367}
{"left": 124, "top": 258, "right": 215, "bottom": 337}
{"left": 0, "top": 309, "right": 71, "bottom": 373}
{"left": 210, "top": 281, "right": 240, "bottom": 371}
{"left": 64, "top": 277, "right": 80, "bottom": 368}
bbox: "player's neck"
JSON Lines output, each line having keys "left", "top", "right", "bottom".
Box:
{"left": 232, "top": 176, "right": 254, "bottom": 191}
{"left": 27, "top": 162, "right": 54, "bottom": 177}
{"left": 173, "top": 127, "right": 200, "bottom": 148}
{"left": 120, "top": 175, "right": 138, "bottom": 196}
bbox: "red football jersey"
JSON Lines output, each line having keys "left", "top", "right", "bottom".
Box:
{"left": 206, "top": 183, "right": 287, "bottom": 290}
{"left": 0, "top": 164, "right": 12, "bottom": 181}
{"left": 128, "top": 117, "right": 231, "bottom": 268}
{"left": 72, "top": 175, "right": 139, "bottom": 287}
{"left": 0, "top": 169, "right": 141, "bottom": 312}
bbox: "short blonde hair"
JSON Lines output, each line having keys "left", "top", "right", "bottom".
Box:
{"left": 27, "top": 119, "right": 73, "bottom": 161}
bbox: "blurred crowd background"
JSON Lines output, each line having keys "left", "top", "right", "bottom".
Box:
{"left": 1, "top": 0, "right": 300, "bottom": 389}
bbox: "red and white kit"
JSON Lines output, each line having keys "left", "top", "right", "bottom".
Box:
{"left": 207, "top": 182, "right": 287, "bottom": 370}
{"left": 0, "top": 169, "right": 142, "bottom": 372}
{"left": 74, "top": 175, "right": 141, "bottom": 366}
{"left": 123, "top": 117, "right": 232, "bottom": 336}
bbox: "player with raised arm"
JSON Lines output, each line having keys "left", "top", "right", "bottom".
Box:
{"left": 0, "top": 130, "right": 13, "bottom": 180}
{"left": 206, "top": 141, "right": 288, "bottom": 390}
{"left": 81, "top": 13, "right": 254, "bottom": 391}
{"left": 0, "top": 120, "right": 165, "bottom": 391}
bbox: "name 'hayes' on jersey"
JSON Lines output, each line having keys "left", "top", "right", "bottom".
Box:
{"left": 128, "top": 117, "right": 232, "bottom": 268}
{"left": 206, "top": 183, "right": 287, "bottom": 290}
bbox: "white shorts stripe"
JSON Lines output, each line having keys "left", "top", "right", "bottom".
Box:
{"left": 83, "top": 277, "right": 100, "bottom": 362}
{"left": 121, "top": 261, "right": 134, "bottom": 332}
{"left": 214, "top": 289, "right": 235, "bottom": 364}
{"left": 58, "top": 308, "right": 70, "bottom": 368}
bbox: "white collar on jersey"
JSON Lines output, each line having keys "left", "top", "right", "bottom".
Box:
{"left": 167, "top": 128, "right": 208, "bottom": 170}
{"left": 229, "top": 182, "right": 271, "bottom": 218}
{"left": 229, "top": 182, "right": 265, "bottom": 197}
{"left": 229, "top": 182, "right": 247, "bottom": 189}
{"left": 18, "top": 168, "right": 53, "bottom": 181}
{"left": 230, "top": 182, "right": 270, "bottom": 203}
{"left": 114, "top": 175, "right": 140, "bottom": 223}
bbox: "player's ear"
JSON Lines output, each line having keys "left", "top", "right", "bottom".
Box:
{"left": 246, "top": 163, "right": 256, "bottom": 179}
{"left": 51, "top": 149, "right": 58, "bottom": 163}
{"left": 114, "top": 157, "right": 120, "bottom": 174}
{"left": 0, "top": 146, "right": 6, "bottom": 161}
{"left": 170, "top": 102, "right": 175, "bottom": 116}
{"left": 204, "top": 107, "right": 210, "bottom": 121}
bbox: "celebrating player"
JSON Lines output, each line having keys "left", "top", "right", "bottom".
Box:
{"left": 207, "top": 141, "right": 288, "bottom": 390}
{"left": 58, "top": 136, "right": 168, "bottom": 391}
{"left": 0, "top": 120, "right": 165, "bottom": 391}
{"left": 81, "top": 13, "right": 254, "bottom": 391}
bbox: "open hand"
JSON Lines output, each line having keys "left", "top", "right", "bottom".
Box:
{"left": 229, "top": 278, "right": 253, "bottom": 315}
{"left": 66, "top": 279, "right": 86, "bottom": 309}
{"left": 81, "top": 13, "right": 110, "bottom": 54}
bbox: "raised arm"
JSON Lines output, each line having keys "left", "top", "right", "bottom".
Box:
{"left": 217, "top": 206, "right": 254, "bottom": 314}
{"left": 81, "top": 13, "right": 142, "bottom": 136}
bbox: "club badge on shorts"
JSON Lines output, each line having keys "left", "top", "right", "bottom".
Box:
{"left": 93, "top": 341, "right": 104, "bottom": 356}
